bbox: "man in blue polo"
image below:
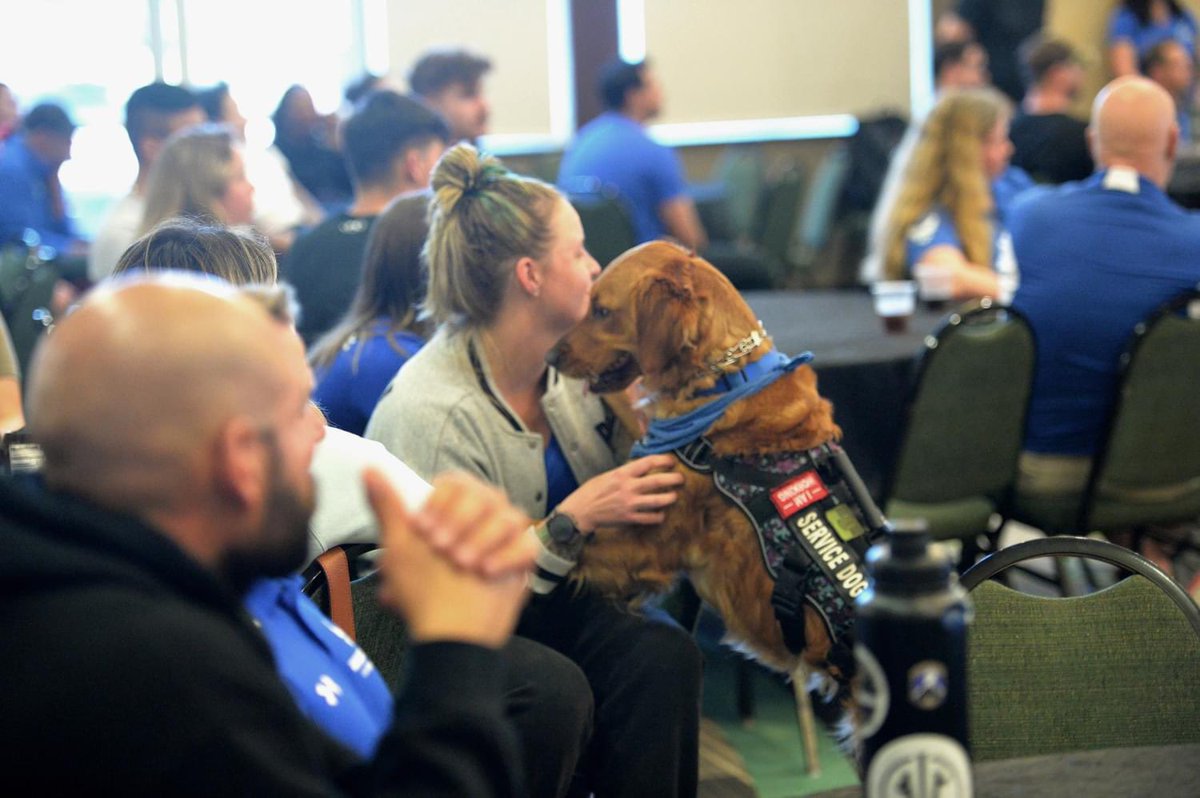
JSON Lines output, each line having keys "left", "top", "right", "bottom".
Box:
{"left": 558, "top": 58, "right": 707, "bottom": 252}
{"left": 1009, "top": 76, "right": 1200, "bottom": 502}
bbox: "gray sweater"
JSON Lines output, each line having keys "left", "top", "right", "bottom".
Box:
{"left": 365, "top": 327, "right": 631, "bottom": 591}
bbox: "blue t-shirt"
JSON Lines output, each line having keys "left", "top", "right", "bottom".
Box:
{"left": 1010, "top": 167, "right": 1200, "bottom": 456}
{"left": 1109, "top": 7, "right": 1197, "bottom": 58}
{"left": 312, "top": 319, "right": 425, "bottom": 436}
{"left": 0, "top": 135, "right": 78, "bottom": 252}
{"left": 244, "top": 575, "right": 394, "bottom": 758}
{"left": 903, "top": 167, "right": 1031, "bottom": 292}
{"left": 557, "top": 112, "right": 689, "bottom": 243}
{"left": 544, "top": 434, "right": 580, "bottom": 511}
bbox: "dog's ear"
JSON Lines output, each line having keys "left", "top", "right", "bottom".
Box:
{"left": 634, "top": 256, "right": 703, "bottom": 382}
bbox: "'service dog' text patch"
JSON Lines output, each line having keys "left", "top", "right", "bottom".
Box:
{"left": 791, "top": 509, "right": 869, "bottom": 599}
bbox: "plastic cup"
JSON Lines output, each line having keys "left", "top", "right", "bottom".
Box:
{"left": 871, "top": 281, "right": 917, "bottom": 333}
{"left": 914, "top": 262, "right": 955, "bottom": 305}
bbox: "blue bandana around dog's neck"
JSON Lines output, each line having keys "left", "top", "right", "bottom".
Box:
{"left": 630, "top": 348, "right": 814, "bottom": 457}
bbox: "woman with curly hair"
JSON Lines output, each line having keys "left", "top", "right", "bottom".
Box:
{"left": 882, "top": 87, "right": 1019, "bottom": 301}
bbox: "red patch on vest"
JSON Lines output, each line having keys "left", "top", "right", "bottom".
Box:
{"left": 769, "top": 471, "right": 829, "bottom": 518}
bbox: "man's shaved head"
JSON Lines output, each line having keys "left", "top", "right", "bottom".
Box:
{"left": 27, "top": 274, "right": 301, "bottom": 516}
{"left": 1090, "top": 76, "right": 1179, "bottom": 187}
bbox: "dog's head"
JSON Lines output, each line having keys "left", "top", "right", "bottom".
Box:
{"left": 549, "top": 241, "right": 759, "bottom": 395}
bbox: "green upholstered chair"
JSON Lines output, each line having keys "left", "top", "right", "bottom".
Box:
{"left": 567, "top": 191, "right": 638, "bottom": 270}
{"left": 0, "top": 235, "right": 59, "bottom": 378}
{"left": 753, "top": 167, "right": 806, "bottom": 269}
{"left": 960, "top": 536, "right": 1200, "bottom": 762}
{"left": 1011, "top": 288, "right": 1200, "bottom": 539}
{"left": 790, "top": 146, "right": 851, "bottom": 286}
{"left": 884, "top": 300, "right": 1035, "bottom": 555}
{"left": 1085, "top": 289, "right": 1200, "bottom": 532}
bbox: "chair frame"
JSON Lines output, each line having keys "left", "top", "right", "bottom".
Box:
{"left": 1074, "top": 286, "right": 1200, "bottom": 532}
{"left": 960, "top": 535, "right": 1200, "bottom": 638}
{"left": 300, "top": 542, "right": 378, "bottom": 596}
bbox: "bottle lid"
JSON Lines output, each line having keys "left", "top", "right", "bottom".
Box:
{"left": 865, "top": 519, "right": 954, "bottom": 593}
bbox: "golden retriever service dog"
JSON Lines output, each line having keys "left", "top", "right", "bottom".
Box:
{"left": 549, "top": 241, "right": 884, "bottom": 692}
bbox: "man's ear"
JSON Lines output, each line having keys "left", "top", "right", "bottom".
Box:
{"left": 401, "top": 146, "right": 427, "bottom": 185}
{"left": 634, "top": 256, "right": 701, "bottom": 380}
{"left": 211, "top": 416, "right": 266, "bottom": 511}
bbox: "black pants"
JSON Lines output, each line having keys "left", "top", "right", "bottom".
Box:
{"left": 502, "top": 635, "right": 594, "bottom": 798}
{"left": 517, "top": 587, "right": 703, "bottom": 798}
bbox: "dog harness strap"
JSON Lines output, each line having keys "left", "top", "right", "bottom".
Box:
{"left": 674, "top": 440, "right": 887, "bottom": 667}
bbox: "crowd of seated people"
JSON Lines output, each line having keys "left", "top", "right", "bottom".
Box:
{"left": 4, "top": 6, "right": 1200, "bottom": 791}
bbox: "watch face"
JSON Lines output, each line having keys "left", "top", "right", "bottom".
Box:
{"left": 547, "top": 512, "right": 577, "bottom": 543}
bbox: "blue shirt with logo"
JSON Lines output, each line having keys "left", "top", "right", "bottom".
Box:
{"left": 244, "top": 575, "right": 393, "bottom": 757}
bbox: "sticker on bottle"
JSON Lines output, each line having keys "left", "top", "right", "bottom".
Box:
{"left": 866, "top": 733, "right": 973, "bottom": 798}
{"left": 853, "top": 644, "right": 890, "bottom": 740}
{"left": 907, "top": 660, "right": 949, "bottom": 711}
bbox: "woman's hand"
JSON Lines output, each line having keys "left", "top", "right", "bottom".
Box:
{"left": 557, "top": 454, "right": 685, "bottom": 533}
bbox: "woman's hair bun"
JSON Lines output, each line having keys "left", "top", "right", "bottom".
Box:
{"left": 431, "top": 142, "right": 510, "bottom": 216}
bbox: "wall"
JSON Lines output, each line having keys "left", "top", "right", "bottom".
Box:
{"left": 387, "top": 0, "right": 916, "bottom": 149}
{"left": 644, "top": 0, "right": 912, "bottom": 125}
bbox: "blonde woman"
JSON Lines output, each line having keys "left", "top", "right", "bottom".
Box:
{"left": 138, "top": 124, "right": 255, "bottom": 235}
{"left": 366, "top": 143, "right": 702, "bottom": 798}
{"left": 883, "top": 88, "right": 1022, "bottom": 301}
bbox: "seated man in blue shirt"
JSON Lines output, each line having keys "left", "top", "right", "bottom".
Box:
{"left": 0, "top": 102, "right": 86, "bottom": 255}
{"left": 558, "top": 58, "right": 707, "bottom": 252}
{"left": 1010, "top": 76, "right": 1200, "bottom": 502}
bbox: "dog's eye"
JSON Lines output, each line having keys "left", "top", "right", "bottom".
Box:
{"left": 592, "top": 305, "right": 611, "bottom": 320}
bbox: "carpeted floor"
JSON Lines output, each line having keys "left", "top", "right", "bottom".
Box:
{"left": 696, "top": 615, "right": 860, "bottom": 798}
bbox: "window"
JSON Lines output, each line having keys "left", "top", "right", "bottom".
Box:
{"left": 0, "top": 0, "right": 380, "bottom": 239}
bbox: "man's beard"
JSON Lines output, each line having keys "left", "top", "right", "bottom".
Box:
{"left": 221, "top": 437, "right": 315, "bottom": 594}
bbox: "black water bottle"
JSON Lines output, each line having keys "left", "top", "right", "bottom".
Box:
{"left": 854, "top": 522, "right": 973, "bottom": 798}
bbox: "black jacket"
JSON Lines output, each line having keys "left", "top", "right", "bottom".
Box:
{"left": 0, "top": 478, "right": 522, "bottom": 796}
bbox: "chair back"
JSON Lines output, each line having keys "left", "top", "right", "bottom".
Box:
{"left": 711, "top": 145, "right": 765, "bottom": 241}
{"left": 568, "top": 191, "right": 638, "bottom": 269}
{"left": 885, "top": 300, "right": 1035, "bottom": 540}
{"left": 961, "top": 536, "right": 1200, "bottom": 761}
{"left": 1082, "top": 288, "right": 1200, "bottom": 530}
{"left": 303, "top": 545, "right": 409, "bottom": 692}
{"left": 794, "top": 146, "right": 851, "bottom": 262}
{"left": 753, "top": 167, "right": 806, "bottom": 266}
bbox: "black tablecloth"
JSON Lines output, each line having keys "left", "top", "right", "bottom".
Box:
{"left": 808, "top": 743, "right": 1200, "bottom": 797}
{"left": 744, "top": 290, "right": 945, "bottom": 501}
